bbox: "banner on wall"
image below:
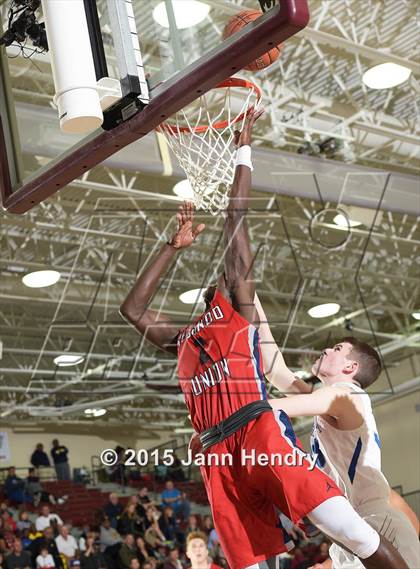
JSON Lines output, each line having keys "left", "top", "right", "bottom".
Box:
{"left": 0, "top": 431, "right": 11, "bottom": 462}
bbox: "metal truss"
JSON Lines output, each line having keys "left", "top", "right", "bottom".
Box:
{"left": 0, "top": 0, "right": 419, "bottom": 426}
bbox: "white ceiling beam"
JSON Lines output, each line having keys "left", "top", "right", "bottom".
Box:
{"left": 301, "top": 27, "right": 420, "bottom": 74}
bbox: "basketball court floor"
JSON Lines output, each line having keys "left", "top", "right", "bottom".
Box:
{"left": 0, "top": 0, "right": 419, "bottom": 564}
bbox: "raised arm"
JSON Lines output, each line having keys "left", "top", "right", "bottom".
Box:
{"left": 254, "top": 293, "right": 312, "bottom": 394}
{"left": 120, "top": 202, "right": 205, "bottom": 353}
{"left": 223, "top": 108, "right": 264, "bottom": 324}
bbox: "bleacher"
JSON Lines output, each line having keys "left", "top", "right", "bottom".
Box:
{"left": 0, "top": 476, "right": 209, "bottom": 527}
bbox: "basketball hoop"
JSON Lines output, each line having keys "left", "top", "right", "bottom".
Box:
{"left": 157, "top": 77, "right": 262, "bottom": 215}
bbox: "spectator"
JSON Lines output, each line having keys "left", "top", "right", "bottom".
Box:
{"left": 80, "top": 535, "right": 106, "bottom": 569}
{"left": 128, "top": 561, "right": 139, "bottom": 569}
{"left": 186, "top": 531, "right": 223, "bottom": 569}
{"left": 28, "top": 523, "right": 43, "bottom": 541}
{"left": 26, "top": 469, "right": 67, "bottom": 508}
{"left": 2, "top": 510, "right": 17, "bottom": 532}
{"left": 103, "top": 494, "right": 123, "bottom": 530}
{"left": 20, "top": 529, "right": 33, "bottom": 551}
{"left": 30, "top": 528, "right": 62, "bottom": 569}
{"left": 35, "top": 547, "right": 55, "bottom": 569}
{"left": 109, "top": 447, "right": 126, "bottom": 486}
{"left": 134, "top": 538, "right": 152, "bottom": 565}
{"left": 207, "top": 526, "right": 218, "bottom": 551}
{"left": 117, "top": 505, "right": 142, "bottom": 537}
{"left": 99, "top": 518, "right": 122, "bottom": 554}
{"left": 201, "top": 516, "right": 212, "bottom": 536}
{"left": 16, "top": 512, "right": 31, "bottom": 533}
{"left": 206, "top": 528, "right": 224, "bottom": 565}
{"left": 136, "top": 488, "right": 152, "bottom": 507}
{"left": 144, "top": 520, "right": 166, "bottom": 551}
{"left": 160, "top": 482, "right": 181, "bottom": 514}
{"left": 50, "top": 440, "right": 70, "bottom": 481}
{"left": 78, "top": 527, "right": 93, "bottom": 552}
{"left": 35, "top": 507, "right": 63, "bottom": 533}
{"left": 142, "top": 507, "right": 160, "bottom": 533}
{"left": 185, "top": 516, "right": 199, "bottom": 535}
{"left": 127, "top": 497, "right": 139, "bottom": 509}
{"left": 117, "top": 535, "right": 136, "bottom": 569}
{"left": 31, "top": 445, "right": 51, "bottom": 469}
{"left": 158, "top": 507, "right": 178, "bottom": 543}
{"left": 5, "top": 539, "right": 32, "bottom": 569}
{"left": 2, "top": 521, "right": 17, "bottom": 551}
{"left": 55, "top": 526, "right": 78, "bottom": 562}
{"left": 4, "top": 468, "right": 33, "bottom": 505}
{"left": 163, "top": 548, "right": 182, "bottom": 569}
{"left": 310, "top": 541, "right": 331, "bottom": 567}
{"left": 177, "top": 492, "right": 191, "bottom": 521}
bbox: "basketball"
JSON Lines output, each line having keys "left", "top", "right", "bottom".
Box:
{"left": 223, "top": 10, "right": 282, "bottom": 71}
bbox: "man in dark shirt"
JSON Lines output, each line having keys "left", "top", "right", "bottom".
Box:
{"left": 29, "top": 526, "right": 63, "bottom": 569}
{"left": 50, "top": 439, "right": 70, "bottom": 481}
{"left": 163, "top": 548, "right": 182, "bottom": 569}
{"left": 80, "top": 536, "right": 106, "bottom": 569}
{"left": 5, "top": 538, "right": 32, "bottom": 569}
{"left": 31, "top": 444, "right": 51, "bottom": 468}
{"left": 103, "top": 494, "right": 123, "bottom": 529}
{"left": 4, "top": 468, "right": 33, "bottom": 505}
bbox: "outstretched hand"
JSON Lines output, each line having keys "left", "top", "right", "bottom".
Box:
{"left": 234, "top": 107, "right": 265, "bottom": 147}
{"left": 170, "top": 201, "right": 205, "bottom": 249}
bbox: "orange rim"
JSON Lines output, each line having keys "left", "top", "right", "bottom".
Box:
{"left": 158, "top": 77, "right": 262, "bottom": 135}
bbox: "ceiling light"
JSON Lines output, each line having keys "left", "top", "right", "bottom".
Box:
{"left": 153, "top": 1, "right": 210, "bottom": 29}
{"left": 362, "top": 62, "right": 411, "bottom": 89}
{"left": 179, "top": 288, "right": 206, "bottom": 304}
{"left": 412, "top": 312, "right": 420, "bottom": 321}
{"left": 84, "top": 408, "right": 107, "bottom": 417}
{"left": 53, "top": 354, "right": 85, "bottom": 367}
{"left": 22, "top": 270, "right": 60, "bottom": 288}
{"left": 172, "top": 179, "right": 212, "bottom": 200}
{"left": 308, "top": 303, "right": 341, "bottom": 319}
{"left": 173, "top": 179, "right": 195, "bottom": 200}
{"left": 333, "top": 214, "right": 362, "bottom": 228}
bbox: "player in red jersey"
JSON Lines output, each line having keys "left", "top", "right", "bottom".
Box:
{"left": 186, "top": 531, "right": 223, "bottom": 569}
{"left": 120, "top": 111, "right": 408, "bottom": 569}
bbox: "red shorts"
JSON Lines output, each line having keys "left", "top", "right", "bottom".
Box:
{"left": 200, "top": 410, "right": 342, "bottom": 569}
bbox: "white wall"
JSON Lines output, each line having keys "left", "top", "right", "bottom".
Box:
{"left": 374, "top": 391, "right": 420, "bottom": 493}
{"left": 0, "top": 427, "right": 168, "bottom": 472}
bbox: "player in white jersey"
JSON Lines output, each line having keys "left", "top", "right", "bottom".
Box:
{"left": 253, "top": 295, "right": 420, "bottom": 569}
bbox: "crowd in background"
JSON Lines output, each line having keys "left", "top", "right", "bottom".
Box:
{"left": 0, "top": 442, "right": 331, "bottom": 569}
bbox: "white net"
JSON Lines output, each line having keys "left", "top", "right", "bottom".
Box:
{"left": 157, "top": 79, "right": 261, "bottom": 215}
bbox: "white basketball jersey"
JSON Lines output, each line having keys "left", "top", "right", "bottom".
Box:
{"left": 310, "top": 382, "right": 390, "bottom": 512}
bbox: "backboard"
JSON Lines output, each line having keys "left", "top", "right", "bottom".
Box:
{"left": 0, "top": 0, "right": 309, "bottom": 214}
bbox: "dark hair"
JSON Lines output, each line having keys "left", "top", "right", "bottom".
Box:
{"left": 340, "top": 337, "right": 382, "bottom": 389}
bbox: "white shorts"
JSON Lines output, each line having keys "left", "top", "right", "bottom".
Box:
{"left": 329, "top": 504, "right": 420, "bottom": 569}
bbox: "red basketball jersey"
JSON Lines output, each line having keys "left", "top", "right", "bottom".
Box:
{"left": 177, "top": 289, "right": 267, "bottom": 433}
